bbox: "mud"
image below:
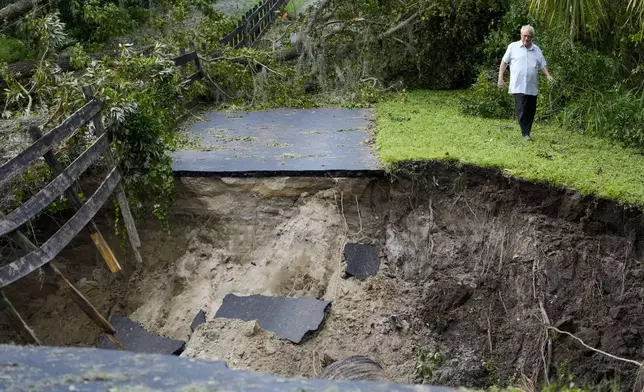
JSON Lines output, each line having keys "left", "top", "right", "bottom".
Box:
{"left": 2, "top": 162, "right": 644, "bottom": 390}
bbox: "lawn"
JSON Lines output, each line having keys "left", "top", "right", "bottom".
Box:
{"left": 377, "top": 90, "right": 644, "bottom": 207}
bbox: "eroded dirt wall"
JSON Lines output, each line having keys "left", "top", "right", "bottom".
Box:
{"left": 1, "top": 163, "right": 643, "bottom": 389}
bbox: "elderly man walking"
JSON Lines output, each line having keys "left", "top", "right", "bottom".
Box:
{"left": 498, "top": 25, "right": 553, "bottom": 141}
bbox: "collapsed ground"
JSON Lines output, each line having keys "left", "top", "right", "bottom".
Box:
{"left": 1, "top": 163, "right": 643, "bottom": 389}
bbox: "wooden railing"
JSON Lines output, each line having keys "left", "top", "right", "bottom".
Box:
{"left": 0, "top": 86, "right": 142, "bottom": 288}
{"left": 0, "top": 87, "right": 141, "bottom": 288}
{"left": 219, "top": 0, "right": 289, "bottom": 48}
{"left": 0, "top": 85, "right": 144, "bottom": 344}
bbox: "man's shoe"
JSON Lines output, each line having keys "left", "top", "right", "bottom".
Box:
{"left": 523, "top": 135, "right": 532, "bottom": 141}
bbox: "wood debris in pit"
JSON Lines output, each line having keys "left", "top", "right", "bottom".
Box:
{"left": 98, "top": 315, "right": 185, "bottom": 355}
{"left": 214, "top": 294, "right": 331, "bottom": 343}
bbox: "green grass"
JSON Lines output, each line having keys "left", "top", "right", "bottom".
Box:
{"left": 377, "top": 90, "right": 644, "bottom": 207}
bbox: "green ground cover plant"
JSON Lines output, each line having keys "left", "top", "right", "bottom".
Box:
{"left": 378, "top": 90, "right": 644, "bottom": 207}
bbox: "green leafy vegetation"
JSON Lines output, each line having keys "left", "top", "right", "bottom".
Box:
{"left": 0, "top": 0, "right": 310, "bottom": 228}
{"left": 459, "top": 0, "right": 644, "bottom": 150}
{"left": 378, "top": 90, "right": 644, "bottom": 207}
{"left": 413, "top": 346, "right": 445, "bottom": 382}
{"left": 0, "top": 35, "right": 30, "bottom": 63}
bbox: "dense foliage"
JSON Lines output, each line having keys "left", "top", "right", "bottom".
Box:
{"left": 294, "top": 0, "right": 507, "bottom": 93}
{"left": 0, "top": 0, "right": 308, "bottom": 227}
{"left": 459, "top": 0, "right": 644, "bottom": 149}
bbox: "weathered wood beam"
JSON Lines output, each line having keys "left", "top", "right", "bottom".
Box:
{"left": 181, "top": 72, "right": 202, "bottom": 86}
{"left": 172, "top": 51, "right": 198, "bottom": 67}
{"left": 0, "top": 134, "right": 110, "bottom": 237}
{"left": 0, "top": 290, "right": 41, "bottom": 345}
{"left": 0, "top": 100, "right": 103, "bottom": 190}
{"left": 0, "top": 168, "right": 121, "bottom": 288}
{"left": 83, "top": 86, "right": 143, "bottom": 264}
{"left": 8, "top": 229, "right": 117, "bottom": 337}
{"left": 26, "top": 126, "right": 121, "bottom": 273}
{"left": 178, "top": 48, "right": 188, "bottom": 79}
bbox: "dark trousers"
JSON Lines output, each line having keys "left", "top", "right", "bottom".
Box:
{"left": 513, "top": 94, "right": 537, "bottom": 136}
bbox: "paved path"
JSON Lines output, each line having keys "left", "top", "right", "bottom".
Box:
{"left": 171, "top": 108, "right": 383, "bottom": 177}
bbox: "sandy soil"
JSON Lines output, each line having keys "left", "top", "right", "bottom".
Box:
{"left": 2, "top": 166, "right": 644, "bottom": 390}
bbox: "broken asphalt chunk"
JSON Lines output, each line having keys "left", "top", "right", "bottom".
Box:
{"left": 98, "top": 315, "right": 185, "bottom": 355}
{"left": 344, "top": 243, "right": 380, "bottom": 279}
{"left": 214, "top": 294, "right": 331, "bottom": 343}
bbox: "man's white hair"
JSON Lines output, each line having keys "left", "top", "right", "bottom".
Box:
{"left": 521, "top": 25, "right": 535, "bottom": 36}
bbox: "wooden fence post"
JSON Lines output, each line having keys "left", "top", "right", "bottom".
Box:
{"left": 179, "top": 48, "right": 187, "bottom": 79}
{"left": 7, "top": 228, "right": 118, "bottom": 338}
{"left": 189, "top": 41, "right": 203, "bottom": 76}
{"left": 28, "top": 126, "right": 122, "bottom": 274}
{"left": 0, "top": 290, "right": 41, "bottom": 345}
{"left": 242, "top": 16, "right": 249, "bottom": 47}
{"left": 83, "top": 86, "right": 144, "bottom": 265}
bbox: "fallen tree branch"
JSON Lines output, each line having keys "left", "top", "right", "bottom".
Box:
{"left": 548, "top": 326, "right": 643, "bottom": 367}
{"left": 15, "top": 78, "right": 32, "bottom": 114}
{"left": 378, "top": 10, "right": 421, "bottom": 39}
{"left": 0, "top": 0, "right": 43, "bottom": 24}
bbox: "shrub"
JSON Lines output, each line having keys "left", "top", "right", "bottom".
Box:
{"left": 463, "top": 22, "right": 642, "bottom": 150}
{"left": 0, "top": 36, "right": 30, "bottom": 63}
{"left": 459, "top": 69, "right": 514, "bottom": 119}
{"left": 81, "top": 0, "right": 141, "bottom": 42}
{"left": 560, "top": 90, "right": 644, "bottom": 149}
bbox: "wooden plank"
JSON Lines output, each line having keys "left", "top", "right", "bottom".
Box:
{"left": 219, "top": 25, "right": 243, "bottom": 45}
{"left": 241, "top": 16, "right": 249, "bottom": 46}
{"left": 26, "top": 126, "right": 121, "bottom": 273}
{"left": 179, "top": 48, "right": 187, "bottom": 79}
{"left": 8, "top": 229, "right": 118, "bottom": 336}
{"left": 83, "top": 86, "right": 143, "bottom": 265}
{"left": 0, "top": 100, "right": 103, "bottom": 190}
{"left": 172, "top": 51, "right": 198, "bottom": 67}
{"left": 47, "top": 263, "right": 117, "bottom": 334}
{"left": 189, "top": 41, "right": 203, "bottom": 75}
{"left": 250, "top": 16, "right": 268, "bottom": 35}
{"left": 0, "top": 290, "right": 41, "bottom": 345}
{"left": 0, "top": 134, "right": 110, "bottom": 237}
{"left": 89, "top": 231, "right": 121, "bottom": 273}
{"left": 181, "top": 72, "right": 202, "bottom": 86}
{"left": 0, "top": 168, "right": 121, "bottom": 288}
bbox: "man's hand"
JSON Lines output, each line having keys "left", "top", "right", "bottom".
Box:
{"left": 546, "top": 74, "right": 553, "bottom": 82}
{"left": 498, "top": 61, "right": 508, "bottom": 89}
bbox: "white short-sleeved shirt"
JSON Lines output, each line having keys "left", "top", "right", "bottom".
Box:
{"left": 502, "top": 41, "right": 547, "bottom": 96}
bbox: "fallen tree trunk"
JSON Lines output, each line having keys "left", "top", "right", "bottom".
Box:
{"left": 0, "top": 0, "right": 42, "bottom": 24}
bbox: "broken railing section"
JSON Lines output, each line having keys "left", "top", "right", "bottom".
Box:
{"left": 0, "top": 84, "right": 142, "bottom": 345}
{"left": 219, "top": 0, "right": 289, "bottom": 48}
{"left": 27, "top": 126, "right": 121, "bottom": 272}
{"left": 172, "top": 43, "right": 206, "bottom": 110}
